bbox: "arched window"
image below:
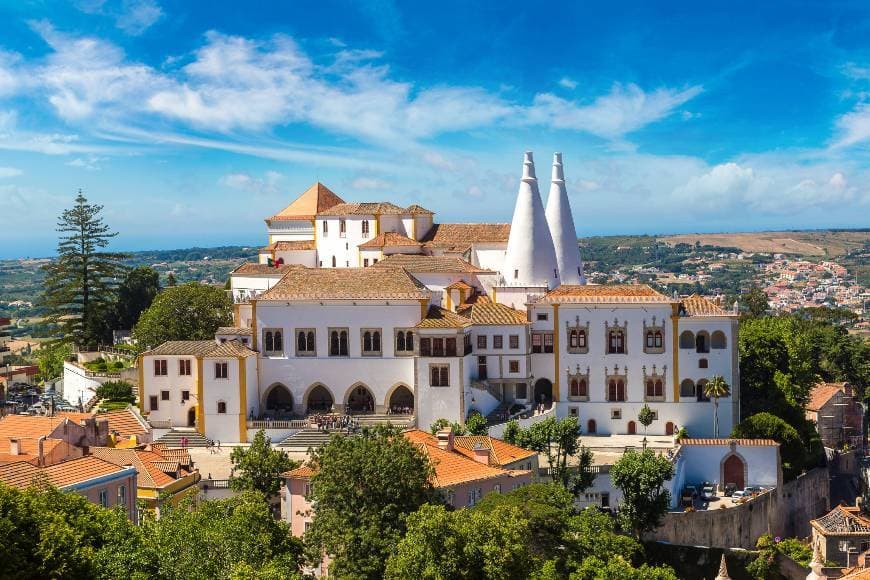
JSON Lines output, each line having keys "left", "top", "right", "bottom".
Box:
{"left": 406, "top": 331, "right": 414, "bottom": 350}
{"left": 587, "top": 419, "right": 597, "bottom": 434}
{"left": 264, "top": 331, "right": 274, "bottom": 352}
{"left": 297, "top": 331, "right": 306, "bottom": 352}
{"left": 654, "top": 331, "right": 663, "bottom": 348}
{"left": 711, "top": 331, "right": 727, "bottom": 349}
{"left": 646, "top": 331, "right": 655, "bottom": 349}
{"left": 217, "top": 401, "right": 227, "bottom": 414}
{"left": 306, "top": 331, "right": 315, "bottom": 351}
{"left": 339, "top": 331, "right": 348, "bottom": 356}
{"left": 323, "top": 221, "right": 328, "bottom": 235}
{"left": 696, "top": 332, "right": 709, "bottom": 353}
{"left": 679, "top": 330, "right": 695, "bottom": 349}
{"left": 339, "top": 219, "right": 346, "bottom": 236}
{"left": 362, "top": 220, "right": 370, "bottom": 235}
{"left": 608, "top": 379, "right": 625, "bottom": 402}
{"left": 569, "top": 329, "right": 579, "bottom": 348}
{"left": 697, "top": 379, "right": 710, "bottom": 401}
{"left": 363, "top": 331, "right": 372, "bottom": 352}
{"left": 680, "top": 379, "right": 695, "bottom": 398}
{"left": 646, "top": 379, "right": 663, "bottom": 397}
{"left": 608, "top": 330, "right": 625, "bottom": 354}
{"left": 396, "top": 331, "right": 406, "bottom": 352}
{"left": 330, "top": 331, "right": 340, "bottom": 356}
{"left": 331, "top": 256, "right": 337, "bottom": 268}
{"left": 274, "top": 331, "right": 282, "bottom": 352}
{"left": 570, "top": 378, "right": 587, "bottom": 397}
{"left": 578, "top": 329, "right": 586, "bottom": 347}
{"left": 372, "top": 331, "right": 381, "bottom": 352}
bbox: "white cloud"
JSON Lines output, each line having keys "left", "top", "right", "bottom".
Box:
{"left": 832, "top": 103, "right": 870, "bottom": 148}
{"left": 219, "top": 170, "right": 284, "bottom": 195}
{"left": 0, "top": 166, "right": 22, "bottom": 178}
{"left": 351, "top": 176, "right": 393, "bottom": 190}
{"left": 65, "top": 155, "right": 106, "bottom": 170}
{"left": 76, "top": 0, "right": 163, "bottom": 35}
{"left": 558, "top": 77, "right": 577, "bottom": 89}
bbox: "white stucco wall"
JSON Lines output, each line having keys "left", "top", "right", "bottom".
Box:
{"left": 141, "top": 354, "right": 199, "bottom": 427}
{"left": 678, "top": 443, "right": 780, "bottom": 489}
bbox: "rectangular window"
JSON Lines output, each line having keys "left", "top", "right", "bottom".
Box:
{"left": 322, "top": 221, "right": 328, "bottom": 235}
{"left": 536, "top": 313, "right": 548, "bottom": 321}
{"left": 610, "top": 409, "right": 622, "bottom": 420}
{"left": 515, "top": 382, "right": 527, "bottom": 399}
{"left": 493, "top": 335, "right": 503, "bottom": 349}
{"left": 361, "top": 328, "right": 383, "bottom": 356}
{"left": 328, "top": 328, "right": 350, "bottom": 357}
{"left": 295, "top": 329, "right": 316, "bottom": 356}
{"left": 181, "top": 390, "right": 190, "bottom": 402}
{"left": 395, "top": 329, "right": 415, "bottom": 355}
{"left": 509, "top": 335, "right": 519, "bottom": 349}
{"left": 304, "top": 521, "right": 312, "bottom": 533}
{"left": 569, "top": 407, "right": 578, "bottom": 417}
{"left": 339, "top": 219, "right": 346, "bottom": 237}
{"left": 477, "top": 356, "right": 487, "bottom": 380}
{"left": 179, "top": 359, "right": 191, "bottom": 375}
{"left": 363, "top": 258, "right": 369, "bottom": 267}
{"left": 160, "top": 390, "right": 169, "bottom": 401}
{"left": 215, "top": 362, "right": 228, "bottom": 379}
{"left": 118, "top": 485, "right": 126, "bottom": 506}
{"left": 477, "top": 335, "right": 487, "bottom": 349}
{"left": 149, "top": 395, "right": 158, "bottom": 411}
{"left": 99, "top": 489, "right": 109, "bottom": 508}
{"left": 493, "top": 484, "right": 501, "bottom": 494}
{"left": 509, "top": 360, "right": 520, "bottom": 373}
{"left": 432, "top": 337, "right": 444, "bottom": 356}
{"left": 262, "top": 328, "right": 284, "bottom": 356}
{"left": 420, "top": 337, "right": 431, "bottom": 356}
{"left": 531, "top": 332, "right": 553, "bottom": 353}
{"left": 217, "top": 401, "right": 227, "bottom": 414}
{"left": 153, "top": 359, "right": 167, "bottom": 376}
{"left": 362, "top": 220, "right": 370, "bottom": 235}
{"left": 430, "top": 364, "right": 450, "bottom": 387}
{"left": 543, "top": 333, "right": 554, "bottom": 353}
{"left": 446, "top": 337, "right": 457, "bottom": 357}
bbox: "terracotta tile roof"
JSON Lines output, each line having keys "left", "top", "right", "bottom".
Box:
{"left": 456, "top": 302, "right": 528, "bottom": 326}
{"left": 261, "top": 240, "right": 317, "bottom": 252}
{"left": 812, "top": 505, "right": 870, "bottom": 535}
{"left": 0, "top": 415, "right": 65, "bottom": 440}
{"left": 260, "top": 267, "right": 430, "bottom": 301}
{"left": 318, "top": 201, "right": 408, "bottom": 216}
{"left": 416, "top": 306, "right": 472, "bottom": 329}
{"left": 282, "top": 465, "right": 316, "bottom": 478}
{"left": 358, "top": 232, "right": 422, "bottom": 249}
{"left": 267, "top": 182, "right": 345, "bottom": 221}
{"left": 216, "top": 326, "right": 253, "bottom": 336}
{"left": 90, "top": 447, "right": 181, "bottom": 489}
{"left": 680, "top": 438, "right": 778, "bottom": 446}
{"left": 452, "top": 435, "right": 537, "bottom": 466}
{"left": 807, "top": 382, "right": 848, "bottom": 412}
{"left": 539, "top": 284, "right": 673, "bottom": 304}
{"left": 0, "top": 456, "right": 132, "bottom": 490}
{"left": 0, "top": 437, "right": 69, "bottom": 465}
{"left": 100, "top": 408, "right": 150, "bottom": 439}
{"left": 681, "top": 294, "right": 731, "bottom": 316}
{"left": 142, "top": 340, "right": 257, "bottom": 358}
{"left": 420, "top": 223, "right": 511, "bottom": 252}
{"left": 231, "top": 263, "right": 302, "bottom": 276}
{"left": 406, "top": 204, "right": 434, "bottom": 215}
{"left": 445, "top": 280, "right": 474, "bottom": 291}
{"left": 372, "top": 254, "right": 493, "bottom": 274}
{"left": 56, "top": 412, "right": 96, "bottom": 424}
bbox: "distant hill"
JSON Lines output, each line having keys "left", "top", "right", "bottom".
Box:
{"left": 658, "top": 230, "right": 870, "bottom": 257}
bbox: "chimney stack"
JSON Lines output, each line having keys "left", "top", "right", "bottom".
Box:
{"left": 472, "top": 442, "right": 490, "bottom": 464}
{"left": 37, "top": 435, "right": 45, "bottom": 467}
{"left": 436, "top": 429, "right": 454, "bottom": 452}
{"left": 545, "top": 152, "right": 585, "bottom": 285}
{"left": 9, "top": 438, "right": 20, "bottom": 456}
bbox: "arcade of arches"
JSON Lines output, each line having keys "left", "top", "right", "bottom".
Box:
{"left": 307, "top": 384, "right": 334, "bottom": 413}
{"left": 265, "top": 384, "right": 294, "bottom": 419}
{"left": 261, "top": 383, "right": 415, "bottom": 416}
{"left": 347, "top": 385, "right": 375, "bottom": 414}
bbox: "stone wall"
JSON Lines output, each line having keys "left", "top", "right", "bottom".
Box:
{"left": 650, "top": 467, "right": 829, "bottom": 549}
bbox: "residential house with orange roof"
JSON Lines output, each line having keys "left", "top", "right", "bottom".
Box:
{"left": 806, "top": 382, "right": 863, "bottom": 451}
{"left": 0, "top": 414, "right": 109, "bottom": 466}
{"left": 0, "top": 455, "right": 138, "bottom": 521}
{"left": 280, "top": 428, "right": 533, "bottom": 537}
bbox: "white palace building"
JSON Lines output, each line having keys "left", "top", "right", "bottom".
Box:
{"left": 138, "top": 152, "right": 740, "bottom": 444}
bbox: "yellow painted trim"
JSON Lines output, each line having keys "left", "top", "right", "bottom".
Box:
{"left": 419, "top": 299, "right": 428, "bottom": 318}
{"left": 251, "top": 300, "right": 258, "bottom": 351}
{"left": 196, "top": 357, "right": 205, "bottom": 436}
{"left": 374, "top": 213, "right": 380, "bottom": 236}
{"left": 411, "top": 217, "right": 416, "bottom": 240}
{"left": 238, "top": 356, "right": 248, "bottom": 442}
{"left": 553, "top": 304, "right": 560, "bottom": 401}
{"left": 137, "top": 355, "right": 144, "bottom": 412}
{"left": 446, "top": 291, "right": 453, "bottom": 311}
{"left": 492, "top": 286, "right": 497, "bottom": 303}
{"left": 269, "top": 234, "right": 274, "bottom": 244}
{"left": 671, "top": 303, "right": 680, "bottom": 401}
{"left": 233, "top": 303, "right": 241, "bottom": 327}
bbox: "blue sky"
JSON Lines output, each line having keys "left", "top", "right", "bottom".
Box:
{"left": 0, "top": 0, "right": 869, "bottom": 258}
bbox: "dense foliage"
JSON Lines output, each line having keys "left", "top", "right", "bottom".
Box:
{"left": 610, "top": 449, "right": 674, "bottom": 539}
{"left": 112, "top": 266, "right": 160, "bottom": 331}
{"left": 229, "top": 430, "right": 298, "bottom": 498}
{"left": 133, "top": 282, "right": 232, "bottom": 349}
{"left": 305, "top": 426, "right": 435, "bottom": 579}
{"left": 36, "top": 341, "right": 72, "bottom": 381}
{"left": 95, "top": 380, "right": 135, "bottom": 404}
{"left": 731, "top": 413, "right": 812, "bottom": 479}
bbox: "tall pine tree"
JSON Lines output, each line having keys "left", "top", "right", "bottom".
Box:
{"left": 41, "top": 192, "right": 128, "bottom": 347}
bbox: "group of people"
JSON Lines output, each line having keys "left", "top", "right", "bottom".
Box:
{"left": 310, "top": 413, "right": 359, "bottom": 434}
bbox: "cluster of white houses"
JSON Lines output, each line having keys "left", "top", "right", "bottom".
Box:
{"left": 138, "top": 152, "right": 740, "bottom": 445}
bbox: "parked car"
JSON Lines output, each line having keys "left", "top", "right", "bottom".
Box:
{"left": 702, "top": 486, "right": 715, "bottom": 500}
{"left": 731, "top": 490, "right": 749, "bottom": 503}
{"left": 723, "top": 483, "right": 737, "bottom": 497}
{"left": 745, "top": 486, "right": 763, "bottom": 496}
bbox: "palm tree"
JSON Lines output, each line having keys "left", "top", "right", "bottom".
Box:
{"left": 704, "top": 375, "right": 730, "bottom": 437}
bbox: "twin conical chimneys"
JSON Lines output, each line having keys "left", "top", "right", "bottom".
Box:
{"left": 501, "top": 151, "right": 585, "bottom": 290}
{"left": 500, "top": 152, "right": 560, "bottom": 289}
{"left": 546, "top": 152, "right": 585, "bottom": 285}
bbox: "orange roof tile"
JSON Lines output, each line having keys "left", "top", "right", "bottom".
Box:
{"left": 318, "top": 201, "right": 408, "bottom": 216}
{"left": 231, "top": 263, "right": 302, "bottom": 276}
{"left": 540, "top": 284, "right": 673, "bottom": 304}
{"left": 417, "top": 441, "right": 518, "bottom": 487}
{"left": 0, "top": 456, "right": 131, "bottom": 490}
{"left": 283, "top": 465, "right": 316, "bottom": 478}
{"left": 680, "top": 438, "right": 778, "bottom": 446}
{"left": 260, "top": 267, "right": 430, "bottom": 301}
{"left": 453, "top": 435, "right": 537, "bottom": 466}
{"left": 456, "top": 302, "right": 528, "bottom": 326}
{"left": 420, "top": 223, "right": 511, "bottom": 252}
{"left": 445, "top": 280, "right": 474, "bottom": 291}
{"left": 100, "top": 408, "right": 150, "bottom": 439}
{"left": 806, "top": 382, "right": 849, "bottom": 412}
{"left": 89, "top": 447, "right": 183, "bottom": 489}
{"left": 0, "top": 415, "right": 66, "bottom": 440}
{"left": 372, "top": 254, "right": 493, "bottom": 273}
{"left": 406, "top": 204, "right": 434, "bottom": 215}
{"left": 358, "top": 232, "right": 422, "bottom": 249}
{"left": 681, "top": 294, "right": 731, "bottom": 316}
{"left": 261, "top": 240, "right": 317, "bottom": 252}
{"left": 216, "top": 326, "right": 253, "bottom": 336}
{"left": 267, "top": 182, "right": 345, "bottom": 221}
{"left": 416, "top": 306, "right": 472, "bottom": 329}
{"left": 142, "top": 340, "right": 257, "bottom": 358}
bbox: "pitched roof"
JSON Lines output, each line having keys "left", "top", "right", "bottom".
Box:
{"left": 682, "top": 294, "right": 731, "bottom": 316}
{"left": 142, "top": 340, "right": 257, "bottom": 358}
{"left": 216, "top": 326, "right": 253, "bottom": 336}
{"left": 812, "top": 505, "right": 870, "bottom": 536}
{"left": 406, "top": 204, "right": 434, "bottom": 215}
{"left": 807, "top": 382, "right": 848, "bottom": 412}
{"left": 680, "top": 438, "right": 778, "bottom": 446}
{"left": 358, "top": 232, "right": 422, "bottom": 249}
{"left": 318, "top": 201, "right": 408, "bottom": 216}
{"left": 456, "top": 302, "right": 528, "bottom": 326}
{"left": 452, "top": 435, "right": 537, "bottom": 466}
{"left": 0, "top": 437, "right": 70, "bottom": 466}
{"left": 267, "top": 182, "right": 345, "bottom": 221}
{"left": 372, "top": 254, "right": 493, "bottom": 274}
{"left": 539, "top": 284, "right": 673, "bottom": 304}
{"left": 259, "top": 267, "right": 430, "bottom": 301}
{"left": 0, "top": 415, "right": 65, "bottom": 440}
{"left": 0, "top": 456, "right": 131, "bottom": 490}
{"left": 231, "top": 263, "right": 302, "bottom": 276}
{"left": 445, "top": 280, "right": 474, "bottom": 291}
{"left": 282, "top": 465, "right": 316, "bottom": 478}
{"left": 420, "top": 223, "right": 511, "bottom": 252}
{"left": 260, "top": 240, "right": 317, "bottom": 252}
{"left": 416, "top": 306, "right": 472, "bottom": 329}
{"left": 100, "top": 408, "right": 150, "bottom": 439}
{"left": 90, "top": 447, "right": 188, "bottom": 489}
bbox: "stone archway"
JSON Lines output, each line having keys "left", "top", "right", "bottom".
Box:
{"left": 306, "top": 384, "right": 334, "bottom": 414}
{"left": 627, "top": 421, "right": 637, "bottom": 435}
{"left": 665, "top": 421, "right": 675, "bottom": 436}
{"left": 346, "top": 384, "right": 375, "bottom": 414}
{"left": 264, "top": 383, "right": 294, "bottom": 419}
{"left": 388, "top": 385, "right": 414, "bottom": 414}
{"left": 722, "top": 453, "right": 747, "bottom": 490}
{"left": 533, "top": 378, "right": 553, "bottom": 406}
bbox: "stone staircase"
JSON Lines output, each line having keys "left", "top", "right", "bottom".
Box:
{"left": 486, "top": 402, "right": 512, "bottom": 426}
{"left": 157, "top": 429, "right": 212, "bottom": 448}
{"left": 353, "top": 414, "right": 413, "bottom": 428}
{"left": 277, "top": 428, "right": 337, "bottom": 451}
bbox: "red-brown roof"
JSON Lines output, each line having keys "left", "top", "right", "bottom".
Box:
{"left": 806, "top": 382, "right": 849, "bottom": 412}
{"left": 0, "top": 456, "right": 132, "bottom": 489}
{"left": 680, "top": 438, "right": 778, "bottom": 446}
{"left": 681, "top": 294, "right": 732, "bottom": 316}
{"left": 540, "top": 284, "right": 673, "bottom": 304}
{"left": 261, "top": 240, "right": 317, "bottom": 252}
{"left": 420, "top": 223, "right": 511, "bottom": 252}
{"left": 358, "top": 232, "right": 422, "bottom": 249}
{"left": 267, "top": 182, "right": 345, "bottom": 221}
{"left": 100, "top": 408, "right": 150, "bottom": 439}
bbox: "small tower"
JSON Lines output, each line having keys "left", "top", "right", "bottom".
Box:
{"left": 545, "top": 152, "right": 585, "bottom": 285}
{"left": 806, "top": 538, "right": 826, "bottom": 580}
{"left": 499, "top": 152, "right": 559, "bottom": 290}
{"left": 714, "top": 554, "right": 731, "bottom": 580}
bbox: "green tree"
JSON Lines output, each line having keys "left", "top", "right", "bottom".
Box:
{"left": 510, "top": 416, "right": 594, "bottom": 494}
{"left": 429, "top": 418, "right": 451, "bottom": 435}
{"left": 610, "top": 449, "right": 674, "bottom": 539}
{"left": 731, "top": 412, "right": 812, "bottom": 478}
{"left": 113, "top": 266, "right": 160, "bottom": 331}
{"left": 41, "top": 193, "right": 129, "bottom": 347}
{"left": 36, "top": 341, "right": 72, "bottom": 382}
{"left": 305, "top": 426, "right": 435, "bottom": 579}
{"left": 133, "top": 283, "right": 232, "bottom": 348}
{"left": 703, "top": 375, "right": 730, "bottom": 437}
{"left": 465, "top": 411, "right": 488, "bottom": 435}
{"left": 637, "top": 404, "right": 654, "bottom": 437}
{"left": 229, "top": 430, "right": 297, "bottom": 498}
{"left": 95, "top": 380, "right": 135, "bottom": 404}
{"left": 740, "top": 287, "right": 769, "bottom": 318}
{"left": 166, "top": 272, "right": 177, "bottom": 287}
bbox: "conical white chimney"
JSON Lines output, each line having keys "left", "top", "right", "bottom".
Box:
{"left": 500, "top": 152, "right": 560, "bottom": 290}
{"left": 545, "top": 152, "right": 585, "bottom": 285}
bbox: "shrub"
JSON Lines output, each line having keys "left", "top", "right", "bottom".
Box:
{"left": 95, "top": 380, "right": 135, "bottom": 403}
